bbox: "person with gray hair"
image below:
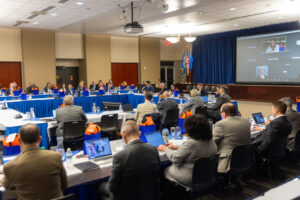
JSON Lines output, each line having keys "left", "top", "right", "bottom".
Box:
{"left": 158, "top": 82, "right": 168, "bottom": 95}
{"left": 55, "top": 95, "right": 87, "bottom": 137}
{"left": 280, "top": 97, "right": 300, "bottom": 150}
{"left": 98, "top": 120, "right": 160, "bottom": 200}
{"left": 157, "top": 91, "right": 178, "bottom": 125}
{"left": 183, "top": 89, "right": 204, "bottom": 114}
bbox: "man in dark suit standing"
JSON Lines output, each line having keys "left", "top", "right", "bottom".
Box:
{"left": 56, "top": 95, "right": 87, "bottom": 137}
{"left": 99, "top": 120, "right": 160, "bottom": 200}
{"left": 280, "top": 97, "right": 300, "bottom": 150}
{"left": 2, "top": 124, "right": 67, "bottom": 199}
{"left": 207, "top": 85, "right": 231, "bottom": 122}
{"left": 157, "top": 91, "right": 178, "bottom": 125}
{"left": 253, "top": 101, "right": 292, "bottom": 158}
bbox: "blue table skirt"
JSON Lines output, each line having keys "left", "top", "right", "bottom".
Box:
{"left": 7, "top": 95, "right": 128, "bottom": 118}
{"left": 4, "top": 122, "right": 49, "bottom": 149}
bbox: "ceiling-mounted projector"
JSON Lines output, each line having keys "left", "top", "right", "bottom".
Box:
{"left": 124, "top": 21, "right": 143, "bottom": 34}
{"left": 123, "top": 1, "right": 143, "bottom": 34}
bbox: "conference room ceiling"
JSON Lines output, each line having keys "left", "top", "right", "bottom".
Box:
{"left": 0, "top": 0, "right": 299, "bottom": 37}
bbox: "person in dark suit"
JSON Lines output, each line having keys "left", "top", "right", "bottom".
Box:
{"left": 170, "top": 84, "right": 176, "bottom": 95}
{"left": 142, "top": 81, "right": 155, "bottom": 93}
{"left": 207, "top": 85, "right": 231, "bottom": 122}
{"left": 157, "top": 91, "right": 178, "bottom": 125}
{"left": 253, "top": 101, "right": 292, "bottom": 158}
{"left": 98, "top": 120, "right": 160, "bottom": 200}
{"left": 2, "top": 124, "right": 67, "bottom": 200}
{"left": 158, "top": 82, "right": 168, "bottom": 95}
{"left": 196, "top": 83, "right": 207, "bottom": 96}
{"left": 56, "top": 95, "right": 87, "bottom": 137}
{"left": 26, "top": 82, "right": 39, "bottom": 94}
{"left": 44, "top": 82, "right": 52, "bottom": 94}
{"left": 280, "top": 97, "right": 300, "bottom": 150}
{"left": 89, "top": 81, "right": 98, "bottom": 92}
{"left": 77, "top": 80, "right": 85, "bottom": 96}
{"left": 66, "top": 84, "right": 76, "bottom": 96}
{"left": 105, "top": 83, "right": 114, "bottom": 93}
{"left": 5, "top": 82, "right": 15, "bottom": 96}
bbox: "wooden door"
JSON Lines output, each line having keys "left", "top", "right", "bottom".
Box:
{"left": 111, "top": 63, "right": 138, "bottom": 86}
{"left": 0, "top": 62, "right": 22, "bottom": 88}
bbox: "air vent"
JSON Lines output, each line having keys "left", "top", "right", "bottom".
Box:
{"left": 58, "top": 0, "right": 70, "bottom": 3}
{"left": 40, "top": 6, "right": 55, "bottom": 13}
{"left": 27, "top": 14, "right": 39, "bottom": 19}
{"left": 13, "top": 21, "right": 29, "bottom": 26}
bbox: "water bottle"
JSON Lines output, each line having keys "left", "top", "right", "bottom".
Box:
{"left": 4, "top": 100, "right": 7, "bottom": 108}
{"left": 65, "top": 148, "right": 73, "bottom": 167}
{"left": 176, "top": 126, "right": 182, "bottom": 138}
{"left": 180, "top": 98, "right": 183, "bottom": 105}
{"left": 92, "top": 103, "right": 97, "bottom": 113}
{"left": 162, "top": 128, "right": 169, "bottom": 143}
{"left": 56, "top": 137, "right": 65, "bottom": 161}
{"left": 119, "top": 104, "right": 123, "bottom": 112}
{"left": 30, "top": 107, "right": 35, "bottom": 119}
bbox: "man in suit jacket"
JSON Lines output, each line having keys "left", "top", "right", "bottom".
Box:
{"left": 99, "top": 121, "right": 160, "bottom": 200}
{"left": 2, "top": 124, "right": 67, "bottom": 200}
{"left": 5, "top": 82, "right": 14, "bottom": 96}
{"left": 157, "top": 91, "right": 178, "bottom": 125}
{"left": 134, "top": 92, "right": 157, "bottom": 125}
{"left": 253, "top": 101, "right": 292, "bottom": 158}
{"left": 89, "top": 81, "right": 98, "bottom": 92}
{"left": 213, "top": 103, "right": 251, "bottom": 173}
{"left": 158, "top": 82, "right": 168, "bottom": 95}
{"left": 183, "top": 89, "right": 204, "bottom": 114}
{"left": 66, "top": 84, "right": 76, "bottom": 96}
{"left": 56, "top": 95, "right": 87, "bottom": 137}
{"left": 207, "top": 85, "right": 231, "bottom": 121}
{"left": 142, "top": 81, "right": 155, "bottom": 93}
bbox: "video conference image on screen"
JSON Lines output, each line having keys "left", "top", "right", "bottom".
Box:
{"left": 236, "top": 30, "right": 300, "bottom": 84}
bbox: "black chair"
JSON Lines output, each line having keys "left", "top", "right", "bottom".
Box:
{"left": 266, "top": 141, "right": 286, "bottom": 180}
{"left": 183, "top": 85, "right": 193, "bottom": 93}
{"left": 204, "top": 86, "right": 211, "bottom": 93}
{"left": 51, "top": 194, "right": 77, "bottom": 200}
{"left": 194, "top": 106, "right": 207, "bottom": 117}
{"left": 164, "top": 109, "right": 179, "bottom": 130}
{"left": 101, "top": 114, "right": 118, "bottom": 140}
{"left": 294, "top": 130, "right": 300, "bottom": 161}
{"left": 63, "top": 121, "right": 86, "bottom": 151}
{"left": 170, "top": 155, "right": 219, "bottom": 199}
{"left": 211, "top": 86, "right": 217, "bottom": 93}
{"left": 286, "top": 129, "right": 300, "bottom": 163}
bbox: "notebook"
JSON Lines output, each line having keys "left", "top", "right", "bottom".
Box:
{"left": 145, "top": 131, "right": 165, "bottom": 147}
{"left": 252, "top": 112, "right": 265, "bottom": 124}
{"left": 84, "top": 138, "right": 113, "bottom": 163}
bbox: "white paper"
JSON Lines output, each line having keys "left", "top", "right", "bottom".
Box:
{"left": 6, "top": 133, "right": 17, "bottom": 143}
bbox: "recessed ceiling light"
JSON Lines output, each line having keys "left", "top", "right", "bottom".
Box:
{"left": 76, "top": 1, "right": 84, "bottom": 5}
{"left": 51, "top": 13, "right": 57, "bottom": 16}
{"left": 229, "top": 7, "right": 236, "bottom": 11}
{"left": 234, "top": 24, "right": 239, "bottom": 27}
{"left": 32, "top": 22, "right": 39, "bottom": 25}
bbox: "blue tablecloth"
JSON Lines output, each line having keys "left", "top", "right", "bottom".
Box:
{"left": 7, "top": 95, "right": 129, "bottom": 118}
{"left": 0, "top": 94, "right": 52, "bottom": 101}
{"left": 4, "top": 122, "right": 49, "bottom": 149}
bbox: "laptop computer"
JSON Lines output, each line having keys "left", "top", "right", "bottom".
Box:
{"left": 41, "top": 110, "right": 57, "bottom": 122}
{"left": 145, "top": 131, "right": 165, "bottom": 147}
{"left": 84, "top": 138, "right": 113, "bottom": 164}
{"left": 122, "top": 104, "right": 133, "bottom": 112}
{"left": 252, "top": 112, "right": 265, "bottom": 124}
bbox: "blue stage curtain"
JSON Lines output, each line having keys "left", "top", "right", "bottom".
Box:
{"left": 193, "top": 21, "right": 300, "bottom": 84}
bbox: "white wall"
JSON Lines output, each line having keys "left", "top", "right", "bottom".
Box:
{"left": 55, "top": 32, "right": 84, "bottom": 59}
{"left": 111, "top": 36, "right": 138, "bottom": 63}
{"left": 0, "top": 28, "right": 22, "bottom": 61}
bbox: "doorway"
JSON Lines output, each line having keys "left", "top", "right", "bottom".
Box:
{"left": 56, "top": 66, "right": 79, "bottom": 88}
{"left": 0, "top": 62, "right": 22, "bottom": 88}
{"left": 160, "top": 61, "right": 175, "bottom": 88}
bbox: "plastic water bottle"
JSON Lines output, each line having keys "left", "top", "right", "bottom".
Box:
{"left": 119, "top": 104, "right": 123, "bottom": 112}
{"left": 180, "top": 98, "right": 183, "bottom": 105}
{"left": 30, "top": 107, "right": 35, "bottom": 119}
{"left": 65, "top": 148, "right": 73, "bottom": 167}
{"left": 56, "top": 137, "right": 65, "bottom": 161}
{"left": 162, "top": 128, "right": 169, "bottom": 143}
{"left": 4, "top": 100, "right": 7, "bottom": 108}
{"left": 92, "top": 103, "right": 97, "bottom": 113}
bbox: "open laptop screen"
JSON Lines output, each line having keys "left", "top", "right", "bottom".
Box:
{"left": 145, "top": 131, "right": 165, "bottom": 147}
{"left": 252, "top": 112, "right": 265, "bottom": 124}
{"left": 84, "top": 138, "right": 112, "bottom": 159}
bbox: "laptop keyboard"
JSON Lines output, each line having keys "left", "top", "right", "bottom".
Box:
{"left": 93, "top": 155, "right": 113, "bottom": 162}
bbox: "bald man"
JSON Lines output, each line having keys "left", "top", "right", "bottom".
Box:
{"left": 99, "top": 121, "right": 160, "bottom": 200}
{"left": 2, "top": 124, "right": 67, "bottom": 200}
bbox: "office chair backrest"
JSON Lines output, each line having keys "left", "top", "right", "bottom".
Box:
{"left": 295, "top": 129, "right": 300, "bottom": 153}
{"left": 230, "top": 143, "right": 253, "bottom": 174}
{"left": 63, "top": 121, "right": 86, "bottom": 140}
{"left": 211, "top": 86, "right": 217, "bottom": 93}
{"left": 165, "top": 108, "right": 179, "bottom": 126}
{"left": 101, "top": 114, "right": 118, "bottom": 130}
{"left": 269, "top": 139, "right": 286, "bottom": 159}
{"left": 204, "top": 86, "right": 211, "bottom": 92}
{"left": 192, "top": 154, "right": 218, "bottom": 193}
{"left": 51, "top": 194, "right": 77, "bottom": 200}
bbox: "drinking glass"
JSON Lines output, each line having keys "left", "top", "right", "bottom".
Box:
{"left": 176, "top": 126, "right": 181, "bottom": 138}
{"left": 170, "top": 127, "right": 176, "bottom": 138}
{"left": 96, "top": 106, "right": 100, "bottom": 113}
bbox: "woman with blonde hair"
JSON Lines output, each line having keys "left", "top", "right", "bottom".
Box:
{"left": 183, "top": 89, "right": 204, "bottom": 114}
